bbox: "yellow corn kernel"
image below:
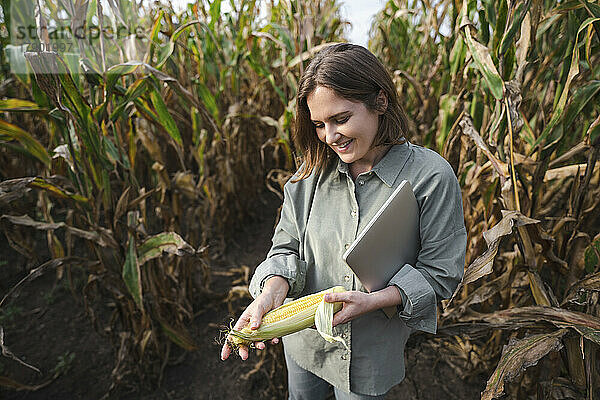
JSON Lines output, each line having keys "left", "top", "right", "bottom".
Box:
{"left": 227, "top": 286, "right": 346, "bottom": 348}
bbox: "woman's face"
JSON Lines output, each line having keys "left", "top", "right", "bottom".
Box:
{"left": 306, "top": 86, "right": 384, "bottom": 167}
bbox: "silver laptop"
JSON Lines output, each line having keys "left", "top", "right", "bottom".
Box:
{"left": 342, "top": 180, "right": 420, "bottom": 316}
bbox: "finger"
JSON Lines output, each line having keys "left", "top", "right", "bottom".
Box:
{"left": 221, "top": 343, "right": 231, "bottom": 361}
{"left": 234, "top": 313, "right": 251, "bottom": 330}
{"left": 238, "top": 345, "right": 249, "bottom": 360}
{"left": 256, "top": 341, "right": 266, "bottom": 350}
{"left": 324, "top": 292, "right": 348, "bottom": 303}
{"left": 249, "top": 312, "right": 263, "bottom": 330}
{"left": 332, "top": 310, "right": 348, "bottom": 327}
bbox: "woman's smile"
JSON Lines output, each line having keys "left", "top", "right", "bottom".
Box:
{"left": 333, "top": 138, "right": 353, "bottom": 152}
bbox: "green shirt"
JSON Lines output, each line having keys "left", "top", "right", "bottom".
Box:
{"left": 249, "top": 141, "right": 466, "bottom": 395}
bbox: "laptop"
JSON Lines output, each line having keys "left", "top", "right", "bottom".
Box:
{"left": 342, "top": 180, "right": 420, "bottom": 318}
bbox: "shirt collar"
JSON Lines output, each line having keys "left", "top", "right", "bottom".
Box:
{"left": 337, "top": 141, "right": 412, "bottom": 187}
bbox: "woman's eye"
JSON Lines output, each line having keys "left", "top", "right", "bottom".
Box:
{"left": 336, "top": 116, "right": 350, "bottom": 124}
{"left": 314, "top": 122, "right": 324, "bottom": 129}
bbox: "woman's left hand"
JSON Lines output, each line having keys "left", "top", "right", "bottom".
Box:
{"left": 323, "top": 291, "right": 375, "bottom": 326}
{"left": 323, "top": 286, "right": 403, "bottom": 326}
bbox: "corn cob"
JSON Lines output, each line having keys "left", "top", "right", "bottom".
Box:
{"left": 227, "top": 286, "right": 347, "bottom": 348}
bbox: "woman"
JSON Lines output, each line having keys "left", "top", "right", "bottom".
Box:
{"left": 221, "top": 43, "right": 466, "bottom": 400}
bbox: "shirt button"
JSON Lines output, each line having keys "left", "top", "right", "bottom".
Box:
{"left": 344, "top": 243, "right": 350, "bottom": 250}
{"left": 358, "top": 180, "right": 364, "bottom": 185}
{"left": 351, "top": 210, "right": 357, "bottom": 217}
{"left": 344, "top": 275, "right": 351, "bottom": 282}
{"left": 341, "top": 354, "right": 347, "bottom": 360}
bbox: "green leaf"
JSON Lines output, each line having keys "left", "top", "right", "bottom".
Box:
{"left": 564, "top": 80, "right": 600, "bottom": 129}
{"left": 122, "top": 234, "right": 143, "bottom": 311}
{"left": 584, "top": 236, "right": 600, "bottom": 273}
{"left": 0, "top": 99, "right": 46, "bottom": 112}
{"left": 149, "top": 85, "right": 182, "bottom": 147}
{"left": 136, "top": 232, "right": 195, "bottom": 265}
{"left": 492, "top": 0, "right": 508, "bottom": 52}
{"left": 460, "top": 0, "right": 504, "bottom": 100}
{"left": 146, "top": 9, "right": 165, "bottom": 64}
{"left": 580, "top": 0, "right": 600, "bottom": 18}
{"left": 196, "top": 81, "right": 219, "bottom": 123}
{"left": 110, "top": 78, "right": 149, "bottom": 122}
{"left": 156, "top": 20, "right": 209, "bottom": 69}
{"left": 528, "top": 17, "right": 600, "bottom": 153}
{"left": 247, "top": 54, "right": 286, "bottom": 104}
{"left": 449, "top": 35, "right": 466, "bottom": 77}
{"left": 498, "top": 0, "right": 532, "bottom": 57}
{"left": 105, "top": 62, "right": 142, "bottom": 94}
{"left": 28, "top": 177, "right": 89, "bottom": 204}
{"left": 208, "top": 0, "right": 222, "bottom": 30}
{"left": 0, "top": 120, "right": 51, "bottom": 166}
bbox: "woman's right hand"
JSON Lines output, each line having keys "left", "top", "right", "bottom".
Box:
{"left": 220, "top": 275, "right": 290, "bottom": 361}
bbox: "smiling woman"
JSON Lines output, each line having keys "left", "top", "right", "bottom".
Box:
{"left": 293, "top": 44, "right": 408, "bottom": 182}
{"left": 222, "top": 43, "right": 467, "bottom": 400}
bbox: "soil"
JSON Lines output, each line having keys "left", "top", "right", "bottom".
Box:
{"left": 0, "top": 190, "right": 487, "bottom": 400}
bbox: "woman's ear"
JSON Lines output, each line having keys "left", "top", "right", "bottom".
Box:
{"left": 376, "top": 90, "right": 388, "bottom": 114}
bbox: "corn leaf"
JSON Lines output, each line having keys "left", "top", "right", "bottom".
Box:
{"left": 460, "top": 0, "right": 504, "bottom": 100}
{"left": 1, "top": 214, "right": 117, "bottom": 247}
{"left": 0, "top": 177, "right": 88, "bottom": 204}
{"left": 562, "top": 271, "right": 600, "bottom": 306}
{"left": 0, "top": 376, "right": 53, "bottom": 391}
{"left": 477, "top": 306, "right": 600, "bottom": 345}
{"left": 583, "top": 235, "right": 600, "bottom": 273}
{"left": 0, "top": 120, "right": 51, "bottom": 166}
{"left": 459, "top": 116, "right": 509, "bottom": 178}
{"left": 122, "top": 234, "right": 143, "bottom": 311}
{"left": 529, "top": 17, "right": 600, "bottom": 153}
{"left": 0, "top": 99, "right": 46, "bottom": 112}
{"left": 155, "top": 20, "right": 208, "bottom": 69}
{"left": 136, "top": 232, "right": 195, "bottom": 265}
{"left": 196, "top": 81, "right": 220, "bottom": 123}
{"left": 110, "top": 78, "right": 148, "bottom": 122}
{"left": 498, "top": 0, "right": 532, "bottom": 57}
{"left": 482, "top": 330, "right": 567, "bottom": 400}
{"left": 1, "top": 257, "right": 91, "bottom": 308}
{"left": 158, "top": 318, "right": 197, "bottom": 350}
{"left": 148, "top": 85, "right": 183, "bottom": 147}
{"left": 448, "top": 210, "right": 539, "bottom": 305}
{"left": 105, "top": 62, "right": 142, "bottom": 94}
{"left": 564, "top": 80, "right": 600, "bottom": 129}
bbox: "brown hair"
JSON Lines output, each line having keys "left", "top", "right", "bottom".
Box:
{"left": 292, "top": 43, "right": 409, "bottom": 181}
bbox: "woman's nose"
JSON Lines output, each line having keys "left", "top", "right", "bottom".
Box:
{"left": 324, "top": 124, "right": 341, "bottom": 145}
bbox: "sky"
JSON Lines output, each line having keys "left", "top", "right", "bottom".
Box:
{"left": 341, "top": 0, "right": 386, "bottom": 47}
{"left": 170, "top": 0, "right": 386, "bottom": 47}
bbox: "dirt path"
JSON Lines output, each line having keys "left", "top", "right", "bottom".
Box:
{"left": 0, "top": 191, "right": 486, "bottom": 399}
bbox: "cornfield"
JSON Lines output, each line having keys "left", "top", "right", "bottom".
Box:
{"left": 0, "top": 0, "right": 599, "bottom": 398}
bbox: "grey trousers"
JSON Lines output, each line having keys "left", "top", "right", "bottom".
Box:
{"left": 285, "top": 349, "right": 387, "bottom": 400}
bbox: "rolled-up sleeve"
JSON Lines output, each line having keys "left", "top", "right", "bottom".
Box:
{"left": 249, "top": 180, "right": 308, "bottom": 299}
{"left": 388, "top": 158, "right": 466, "bottom": 334}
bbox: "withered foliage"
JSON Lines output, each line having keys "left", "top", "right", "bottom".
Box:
{"left": 372, "top": 0, "right": 600, "bottom": 398}
{"left": 0, "top": 0, "right": 346, "bottom": 395}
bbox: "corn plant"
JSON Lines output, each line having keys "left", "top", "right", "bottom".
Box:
{"left": 372, "top": 0, "right": 600, "bottom": 398}
{"left": 0, "top": 0, "right": 347, "bottom": 393}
